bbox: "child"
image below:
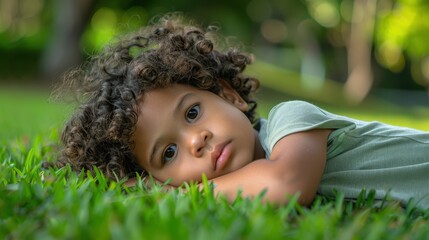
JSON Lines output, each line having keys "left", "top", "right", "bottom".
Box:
{"left": 56, "top": 14, "right": 429, "bottom": 208}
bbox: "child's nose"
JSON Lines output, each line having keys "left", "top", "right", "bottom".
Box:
{"left": 189, "top": 130, "right": 212, "bottom": 157}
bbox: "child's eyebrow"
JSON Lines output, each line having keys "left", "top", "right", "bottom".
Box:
{"left": 174, "top": 93, "right": 194, "bottom": 116}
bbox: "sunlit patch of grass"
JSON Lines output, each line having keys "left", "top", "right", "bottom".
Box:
{"left": 334, "top": 111, "right": 429, "bottom": 131}
{"left": 0, "top": 88, "right": 71, "bottom": 141}
{"left": 251, "top": 61, "right": 429, "bottom": 131}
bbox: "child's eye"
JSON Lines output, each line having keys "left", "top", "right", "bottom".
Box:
{"left": 162, "top": 144, "right": 177, "bottom": 163}
{"left": 186, "top": 104, "right": 200, "bottom": 122}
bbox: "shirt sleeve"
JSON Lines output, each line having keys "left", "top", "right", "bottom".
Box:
{"left": 263, "top": 101, "right": 355, "bottom": 152}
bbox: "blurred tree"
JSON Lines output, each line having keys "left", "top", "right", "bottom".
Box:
{"left": 1, "top": 0, "right": 429, "bottom": 101}
{"left": 344, "top": 0, "right": 377, "bottom": 103}
{"left": 0, "top": 0, "right": 51, "bottom": 79}
{"left": 293, "top": 0, "right": 429, "bottom": 102}
{"left": 375, "top": 0, "right": 429, "bottom": 88}
{"left": 40, "top": 0, "right": 96, "bottom": 84}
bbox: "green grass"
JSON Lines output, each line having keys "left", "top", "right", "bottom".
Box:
{"left": 1, "top": 84, "right": 429, "bottom": 239}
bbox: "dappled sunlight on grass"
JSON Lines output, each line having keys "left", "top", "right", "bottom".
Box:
{"left": 331, "top": 110, "right": 429, "bottom": 131}
{"left": 251, "top": 61, "right": 429, "bottom": 131}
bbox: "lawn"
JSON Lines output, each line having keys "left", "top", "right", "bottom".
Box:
{"left": 1, "top": 78, "right": 429, "bottom": 239}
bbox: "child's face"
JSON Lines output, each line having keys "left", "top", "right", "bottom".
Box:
{"left": 132, "top": 83, "right": 258, "bottom": 186}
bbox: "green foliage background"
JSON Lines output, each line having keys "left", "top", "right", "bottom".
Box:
{"left": 2, "top": 0, "right": 429, "bottom": 92}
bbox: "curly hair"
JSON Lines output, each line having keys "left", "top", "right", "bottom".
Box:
{"left": 55, "top": 14, "right": 260, "bottom": 181}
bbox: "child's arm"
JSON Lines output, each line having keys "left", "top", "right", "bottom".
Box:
{"left": 209, "top": 129, "right": 331, "bottom": 206}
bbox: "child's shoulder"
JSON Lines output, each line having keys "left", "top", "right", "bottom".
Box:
{"left": 271, "top": 100, "right": 320, "bottom": 110}
{"left": 264, "top": 100, "right": 355, "bottom": 132}
{"left": 268, "top": 100, "right": 323, "bottom": 119}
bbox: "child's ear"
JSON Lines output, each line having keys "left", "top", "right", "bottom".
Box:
{"left": 218, "top": 80, "right": 249, "bottom": 112}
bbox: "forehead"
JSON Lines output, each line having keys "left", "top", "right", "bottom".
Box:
{"left": 138, "top": 85, "right": 201, "bottom": 110}
{"left": 136, "top": 85, "right": 192, "bottom": 131}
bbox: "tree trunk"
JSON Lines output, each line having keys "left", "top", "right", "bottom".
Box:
{"left": 344, "top": 0, "right": 377, "bottom": 104}
{"left": 40, "top": 0, "right": 96, "bottom": 84}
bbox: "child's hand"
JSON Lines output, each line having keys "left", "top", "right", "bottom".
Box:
{"left": 124, "top": 176, "right": 175, "bottom": 190}
{"left": 124, "top": 177, "right": 139, "bottom": 187}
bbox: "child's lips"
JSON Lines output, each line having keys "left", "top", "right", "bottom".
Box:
{"left": 212, "top": 140, "right": 232, "bottom": 171}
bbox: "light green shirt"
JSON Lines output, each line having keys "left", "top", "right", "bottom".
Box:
{"left": 258, "top": 101, "right": 429, "bottom": 208}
